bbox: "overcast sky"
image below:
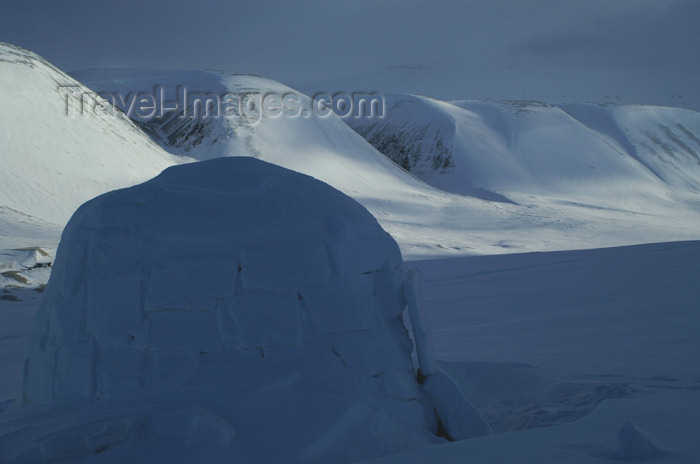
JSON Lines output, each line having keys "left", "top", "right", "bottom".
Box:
{"left": 2, "top": 0, "right": 699, "bottom": 107}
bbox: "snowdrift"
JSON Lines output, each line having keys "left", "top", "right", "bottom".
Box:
{"left": 17, "top": 157, "right": 488, "bottom": 463}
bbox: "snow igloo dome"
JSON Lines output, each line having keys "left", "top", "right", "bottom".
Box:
{"left": 22, "top": 157, "right": 489, "bottom": 462}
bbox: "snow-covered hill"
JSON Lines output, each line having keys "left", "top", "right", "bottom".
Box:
{"left": 3, "top": 46, "right": 700, "bottom": 289}
{"left": 561, "top": 103, "right": 700, "bottom": 192}
{"left": 0, "top": 44, "right": 190, "bottom": 286}
{"left": 348, "top": 94, "right": 700, "bottom": 209}
{"left": 70, "top": 69, "right": 529, "bottom": 256}
{"left": 0, "top": 44, "right": 184, "bottom": 232}
{"left": 70, "top": 69, "right": 445, "bottom": 204}
{"left": 73, "top": 70, "right": 700, "bottom": 260}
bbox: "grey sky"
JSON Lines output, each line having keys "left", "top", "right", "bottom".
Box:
{"left": 2, "top": 0, "right": 698, "bottom": 107}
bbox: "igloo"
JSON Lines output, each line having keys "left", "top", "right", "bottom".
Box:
{"left": 22, "top": 157, "right": 489, "bottom": 463}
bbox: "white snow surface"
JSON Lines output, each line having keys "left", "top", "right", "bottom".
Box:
{"left": 0, "top": 44, "right": 184, "bottom": 231}
{"left": 7, "top": 156, "right": 495, "bottom": 463}
{"left": 0, "top": 44, "right": 190, "bottom": 287}
{"left": 3, "top": 240, "right": 699, "bottom": 463}
{"left": 349, "top": 94, "right": 700, "bottom": 207}
{"left": 4, "top": 54, "right": 700, "bottom": 290}
{"left": 73, "top": 69, "right": 700, "bottom": 262}
{"left": 357, "top": 241, "right": 700, "bottom": 463}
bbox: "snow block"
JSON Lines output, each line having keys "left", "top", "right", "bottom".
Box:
{"left": 241, "top": 240, "right": 331, "bottom": 292}
{"left": 53, "top": 337, "right": 95, "bottom": 402}
{"left": 142, "top": 350, "right": 198, "bottom": 388}
{"left": 84, "top": 418, "right": 136, "bottom": 453}
{"left": 378, "top": 369, "right": 420, "bottom": 401}
{"left": 89, "top": 225, "right": 144, "bottom": 265}
{"left": 229, "top": 292, "right": 301, "bottom": 347}
{"left": 300, "top": 278, "right": 375, "bottom": 334}
{"left": 328, "top": 231, "right": 402, "bottom": 277}
{"left": 86, "top": 269, "right": 142, "bottom": 343}
{"left": 405, "top": 268, "right": 437, "bottom": 376}
{"left": 39, "top": 434, "right": 91, "bottom": 462}
{"left": 149, "top": 257, "right": 238, "bottom": 298}
{"left": 613, "top": 421, "right": 666, "bottom": 460}
{"left": 83, "top": 417, "right": 136, "bottom": 454}
{"left": 22, "top": 350, "right": 55, "bottom": 405}
{"left": 330, "top": 326, "right": 413, "bottom": 375}
{"left": 149, "top": 408, "right": 236, "bottom": 448}
{"left": 94, "top": 346, "right": 142, "bottom": 398}
{"left": 56, "top": 240, "right": 89, "bottom": 297}
{"left": 421, "top": 370, "right": 492, "bottom": 440}
{"left": 145, "top": 295, "right": 218, "bottom": 312}
{"left": 372, "top": 271, "right": 407, "bottom": 320}
{"left": 148, "top": 310, "right": 220, "bottom": 352}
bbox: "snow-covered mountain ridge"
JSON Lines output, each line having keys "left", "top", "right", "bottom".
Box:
{"left": 347, "top": 94, "right": 700, "bottom": 208}
{"left": 0, "top": 44, "right": 196, "bottom": 288}
{"left": 3, "top": 44, "right": 700, "bottom": 288}
{"left": 0, "top": 43, "right": 187, "bottom": 243}
{"left": 75, "top": 71, "right": 700, "bottom": 224}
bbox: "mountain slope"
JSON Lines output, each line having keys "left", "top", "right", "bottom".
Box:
{"left": 2, "top": 48, "right": 699, "bottom": 289}
{"left": 72, "top": 70, "right": 700, "bottom": 261}
{"left": 71, "top": 70, "right": 523, "bottom": 256}
{"left": 70, "top": 69, "right": 442, "bottom": 202}
{"left": 0, "top": 44, "right": 185, "bottom": 236}
{"left": 349, "top": 95, "right": 700, "bottom": 205}
{"left": 560, "top": 103, "right": 700, "bottom": 192}
{"left": 0, "top": 44, "right": 189, "bottom": 286}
